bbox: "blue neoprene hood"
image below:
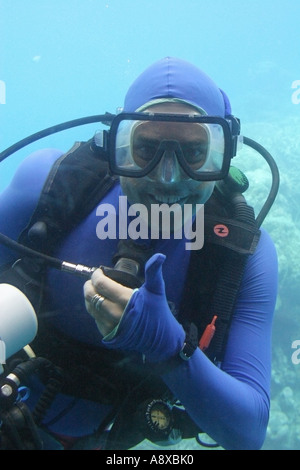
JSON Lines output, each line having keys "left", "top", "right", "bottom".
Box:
{"left": 123, "top": 57, "right": 231, "bottom": 117}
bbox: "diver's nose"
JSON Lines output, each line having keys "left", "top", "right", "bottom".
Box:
{"left": 150, "top": 151, "right": 185, "bottom": 183}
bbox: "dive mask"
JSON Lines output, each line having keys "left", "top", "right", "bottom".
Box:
{"left": 107, "top": 112, "right": 240, "bottom": 181}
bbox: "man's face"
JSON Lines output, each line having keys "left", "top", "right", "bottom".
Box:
{"left": 119, "top": 102, "right": 216, "bottom": 216}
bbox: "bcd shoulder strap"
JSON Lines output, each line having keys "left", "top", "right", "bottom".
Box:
{"left": 18, "top": 138, "right": 118, "bottom": 253}
{"left": 179, "top": 189, "right": 260, "bottom": 362}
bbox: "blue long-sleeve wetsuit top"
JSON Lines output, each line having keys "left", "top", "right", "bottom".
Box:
{"left": 0, "top": 146, "right": 278, "bottom": 450}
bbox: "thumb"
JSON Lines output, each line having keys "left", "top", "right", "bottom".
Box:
{"left": 144, "top": 253, "right": 166, "bottom": 295}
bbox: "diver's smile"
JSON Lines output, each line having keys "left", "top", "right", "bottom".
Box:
{"left": 150, "top": 193, "right": 190, "bottom": 205}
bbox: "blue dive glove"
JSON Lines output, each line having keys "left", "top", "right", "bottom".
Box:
{"left": 102, "top": 253, "right": 185, "bottom": 362}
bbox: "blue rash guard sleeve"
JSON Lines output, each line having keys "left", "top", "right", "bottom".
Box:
{"left": 103, "top": 229, "right": 277, "bottom": 450}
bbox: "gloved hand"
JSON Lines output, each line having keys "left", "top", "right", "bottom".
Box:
{"left": 102, "top": 253, "right": 185, "bottom": 363}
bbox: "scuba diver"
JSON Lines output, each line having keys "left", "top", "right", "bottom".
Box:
{"left": 0, "top": 57, "right": 278, "bottom": 450}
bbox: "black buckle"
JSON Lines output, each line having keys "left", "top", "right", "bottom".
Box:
{"left": 179, "top": 323, "right": 198, "bottom": 361}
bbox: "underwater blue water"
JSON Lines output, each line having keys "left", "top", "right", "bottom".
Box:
{"left": 1, "top": 0, "right": 300, "bottom": 450}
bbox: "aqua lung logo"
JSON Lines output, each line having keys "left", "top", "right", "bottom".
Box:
{"left": 214, "top": 224, "right": 229, "bottom": 238}
{"left": 0, "top": 80, "right": 6, "bottom": 104}
{"left": 291, "top": 80, "right": 300, "bottom": 105}
{"left": 0, "top": 337, "right": 6, "bottom": 364}
{"left": 95, "top": 196, "right": 204, "bottom": 250}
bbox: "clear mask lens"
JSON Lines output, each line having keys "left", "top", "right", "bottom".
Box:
{"left": 111, "top": 113, "right": 232, "bottom": 181}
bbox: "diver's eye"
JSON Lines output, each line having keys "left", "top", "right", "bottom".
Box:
{"left": 132, "top": 139, "right": 158, "bottom": 166}
{"left": 182, "top": 143, "right": 208, "bottom": 168}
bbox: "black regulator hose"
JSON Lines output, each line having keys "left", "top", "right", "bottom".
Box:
{"left": 4, "top": 357, "right": 63, "bottom": 427}
{"left": 0, "top": 231, "right": 96, "bottom": 278}
{"left": 0, "top": 232, "right": 62, "bottom": 270}
{"left": 243, "top": 136, "right": 280, "bottom": 227}
{"left": 0, "top": 113, "right": 115, "bottom": 163}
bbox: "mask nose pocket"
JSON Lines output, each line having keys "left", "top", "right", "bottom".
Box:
{"left": 153, "top": 151, "right": 183, "bottom": 183}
